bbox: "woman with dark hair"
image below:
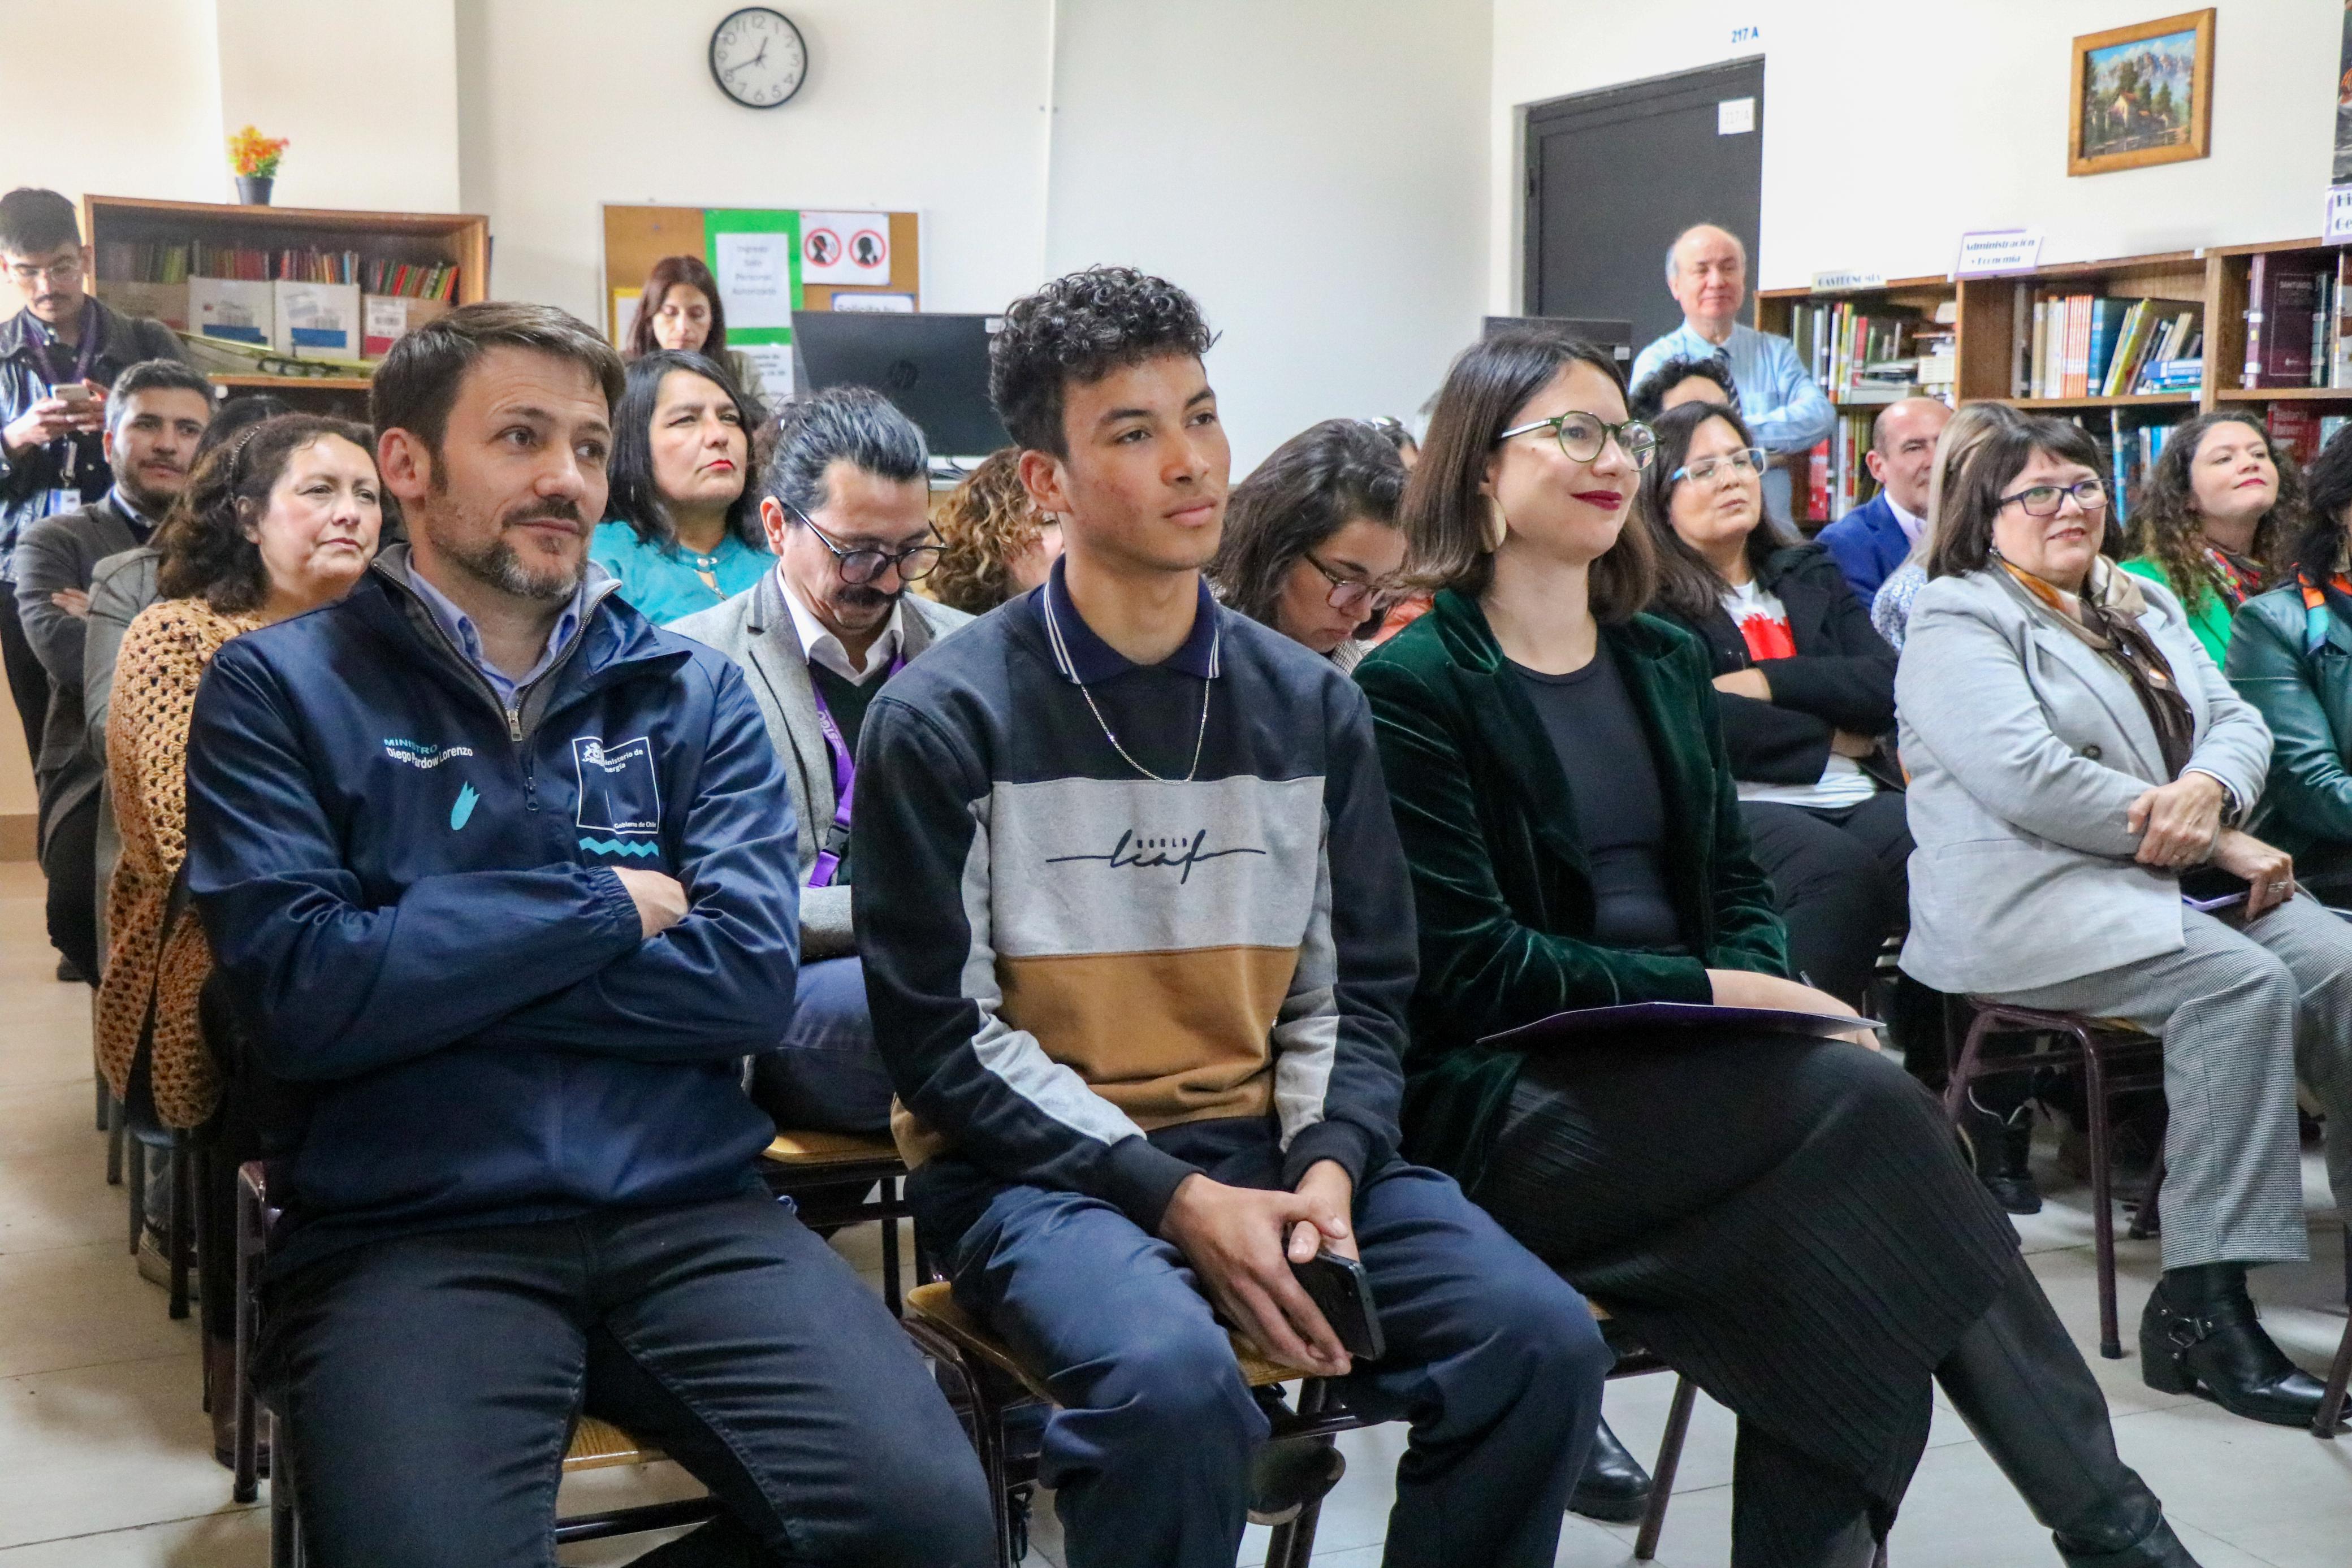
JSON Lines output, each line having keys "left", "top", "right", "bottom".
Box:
{"left": 1902, "top": 412, "right": 2352, "bottom": 1433}
{"left": 628, "top": 253, "right": 763, "bottom": 397}
{"left": 1211, "top": 417, "right": 1413, "bottom": 668}
{"left": 100, "top": 413, "right": 383, "bottom": 1462}
{"left": 928, "top": 447, "right": 1061, "bottom": 614}
{"left": 1357, "top": 331, "right": 2199, "bottom": 1567}
{"left": 590, "top": 349, "right": 772, "bottom": 623}
{"left": 1627, "top": 352, "right": 1740, "bottom": 423}
{"left": 2121, "top": 410, "right": 2305, "bottom": 664}
{"left": 2227, "top": 422, "right": 2352, "bottom": 900}
{"left": 1637, "top": 400, "right": 1907, "bottom": 1015}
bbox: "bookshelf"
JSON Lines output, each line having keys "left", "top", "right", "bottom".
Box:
{"left": 80, "top": 195, "right": 490, "bottom": 416}
{"left": 1755, "top": 236, "right": 2352, "bottom": 529}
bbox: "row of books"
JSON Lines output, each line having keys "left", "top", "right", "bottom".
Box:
{"left": 97, "top": 277, "right": 451, "bottom": 361}
{"left": 1800, "top": 411, "right": 1880, "bottom": 523}
{"left": 96, "top": 241, "right": 459, "bottom": 301}
{"left": 2017, "top": 293, "right": 2203, "bottom": 399}
{"left": 1784, "top": 301, "right": 1956, "bottom": 404}
{"left": 2242, "top": 251, "right": 2352, "bottom": 389}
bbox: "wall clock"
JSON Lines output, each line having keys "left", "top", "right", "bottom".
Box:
{"left": 710, "top": 7, "right": 807, "bottom": 109}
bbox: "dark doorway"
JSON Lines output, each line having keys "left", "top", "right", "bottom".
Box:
{"left": 1524, "top": 58, "right": 1766, "bottom": 356}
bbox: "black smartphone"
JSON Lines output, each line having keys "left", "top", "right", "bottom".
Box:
{"left": 1291, "top": 1248, "right": 1384, "bottom": 1362}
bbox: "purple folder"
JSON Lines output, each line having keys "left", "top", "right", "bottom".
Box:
{"left": 1478, "top": 1002, "right": 1886, "bottom": 1052}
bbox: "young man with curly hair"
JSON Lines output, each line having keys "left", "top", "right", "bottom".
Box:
{"left": 851, "top": 266, "right": 1609, "bottom": 1567}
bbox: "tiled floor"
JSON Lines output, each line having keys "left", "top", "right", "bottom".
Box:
{"left": 2, "top": 856, "right": 2346, "bottom": 1565}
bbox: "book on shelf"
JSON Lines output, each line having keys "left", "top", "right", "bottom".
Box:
{"left": 2243, "top": 252, "right": 2329, "bottom": 388}
{"left": 2266, "top": 404, "right": 2323, "bottom": 467}
{"left": 2020, "top": 292, "right": 2200, "bottom": 399}
{"left": 1798, "top": 410, "right": 1882, "bottom": 527}
{"left": 1787, "top": 300, "right": 1925, "bottom": 401}
{"left": 2321, "top": 414, "right": 2350, "bottom": 454}
{"left": 96, "top": 237, "right": 457, "bottom": 302}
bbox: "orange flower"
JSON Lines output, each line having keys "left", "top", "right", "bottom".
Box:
{"left": 228, "top": 125, "right": 289, "bottom": 179}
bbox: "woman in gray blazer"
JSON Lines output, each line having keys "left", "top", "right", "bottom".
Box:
{"left": 1899, "top": 413, "right": 2352, "bottom": 1432}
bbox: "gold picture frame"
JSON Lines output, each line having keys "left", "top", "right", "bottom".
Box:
{"left": 2069, "top": 8, "right": 2215, "bottom": 177}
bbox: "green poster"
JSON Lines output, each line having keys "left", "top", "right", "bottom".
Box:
{"left": 703, "top": 208, "right": 801, "bottom": 397}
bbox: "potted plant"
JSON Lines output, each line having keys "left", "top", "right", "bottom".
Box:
{"left": 229, "top": 125, "right": 289, "bottom": 205}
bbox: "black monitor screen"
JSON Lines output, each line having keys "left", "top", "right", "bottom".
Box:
{"left": 791, "top": 311, "right": 1011, "bottom": 458}
{"left": 1482, "top": 315, "right": 1634, "bottom": 364}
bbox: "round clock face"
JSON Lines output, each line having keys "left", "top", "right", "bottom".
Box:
{"left": 710, "top": 7, "right": 806, "bottom": 109}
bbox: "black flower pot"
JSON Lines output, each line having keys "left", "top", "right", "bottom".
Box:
{"left": 235, "top": 176, "right": 274, "bottom": 206}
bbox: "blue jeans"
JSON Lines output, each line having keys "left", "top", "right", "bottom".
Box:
{"left": 924, "top": 1118, "right": 1610, "bottom": 1568}
{"left": 752, "top": 955, "right": 895, "bottom": 1133}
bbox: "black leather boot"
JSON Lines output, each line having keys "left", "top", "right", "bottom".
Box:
{"left": 1938, "top": 1261, "right": 2202, "bottom": 1566}
{"left": 1567, "top": 1416, "right": 1652, "bottom": 1523}
{"left": 2141, "top": 1262, "right": 2333, "bottom": 1428}
{"left": 1961, "top": 1091, "right": 2042, "bottom": 1215}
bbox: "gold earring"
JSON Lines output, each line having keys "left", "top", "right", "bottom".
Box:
{"left": 1482, "top": 496, "right": 1508, "bottom": 552}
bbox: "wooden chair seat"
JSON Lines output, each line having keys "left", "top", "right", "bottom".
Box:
{"left": 564, "top": 1415, "right": 665, "bottom": 1472}
{"left": 902, "top": 1281, "right": 1308, "bottom": 1400}
{"left": 762, "top": 1130, "right": 904, "bottom": 1168}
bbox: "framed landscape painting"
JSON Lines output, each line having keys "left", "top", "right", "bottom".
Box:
{"left": 2069, "top": 8, "right": 2215, "bottom": 176}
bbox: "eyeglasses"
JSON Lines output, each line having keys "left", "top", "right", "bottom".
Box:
{"left": 785, "top": 500, "right": 941, "bottom": 584}
{"left": 1303, "top": 550, "right": 1411, "bottom": 620}
{"left": 1494, "top": 410, "right": 1657, "bottom": 470}
{"left": 6, "top": 257, "right": 81, "bottom": 287}
{"left": 1671, "top": 447, "right": 1769, "bottom": 487}
{"left": 1998, "top": 478, "right": 2108, "bottom": 518}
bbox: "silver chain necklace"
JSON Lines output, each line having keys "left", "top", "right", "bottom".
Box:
{"left": 1043, "top": 591, "right": 1212, "bottom": 783}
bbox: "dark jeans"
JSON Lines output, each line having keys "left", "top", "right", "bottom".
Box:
{"left": 1741, "top": 791, "right": 1912, "bottom": 1006}
{"left": 927, "top": 1119, "right": 1609, "bottom": 1568}
{"left": 0, "top": 585, "right": 46, "bottom": 770}
{"left": 259, "top": 1192, "right": 995, "bottom": 1567}
{"left": 41, "top": 789, "right": 97, "bottom": 981}
{"left": 751, "top": 955, "right": 894, "bottom": 1134}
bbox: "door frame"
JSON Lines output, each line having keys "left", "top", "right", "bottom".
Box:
{"left": 1519, "top": 55, "right": 1766, "bottom": 319}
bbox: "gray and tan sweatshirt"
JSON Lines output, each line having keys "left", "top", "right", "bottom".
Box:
{"left": 851, "top": 560, "right": 1415, "bottom": 1245}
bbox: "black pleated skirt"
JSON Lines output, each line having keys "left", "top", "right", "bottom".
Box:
{"left": 1472, "top": 1030, "right": 2018, "bottom": 1520}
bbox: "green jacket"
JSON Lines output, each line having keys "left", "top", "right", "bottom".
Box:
{"left": 2121, "top": 556, "right": 2235, "bottom": 666}
{"left": 1354, "top": 589, "right": 1791, "bottom": 1189}
{"left": 2223, "top": 582, "right": 2352, "bottom": 860}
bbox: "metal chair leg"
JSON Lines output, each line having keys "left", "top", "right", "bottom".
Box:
{"left": 2318, "top": 1222, "right": 2352, "bottom": 1439}
{"left": 234, "top": 1172, "right": 263, "bottom": 1504}
{"left": 167, "top": 1135, "right": 192, "bottom": 1321}
{"left": 125, "top": 1133, "right": 146, "bottom": 1254}
{"left": 1634, "top": 1375, "right": 1697, "bottom": 1561}
{"left": 94, "top": 1068, "right": 108, "bottom": 1132}
{"left": 105, "top": 1095, "right": 124, "bottom": 1185}
{"left": 2078, "top": 1029, "right": 2122, "bottom": 1358}
{"left": 880, "top": 1178, "right": 903, "bottom": 1319}
{"left": 269, "top": 1414, "right": 300, "bottom": 1568}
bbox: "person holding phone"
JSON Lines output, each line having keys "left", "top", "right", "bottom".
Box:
{"left": 0, "top": 188, "right": 186, "bottom": 786}
{"left": 855, "top": 267, "right": 1609, "bottom": 1568}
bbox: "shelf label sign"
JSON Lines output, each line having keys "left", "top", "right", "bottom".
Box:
{"left": 2325, "top": 186, "right": 2352, "bottom": 245}
{"left": 1956, "top": 228, "right": 2043, "bottom": 277}
{"left": 1811, "top": 268, "right": 1886, "bottom": 293}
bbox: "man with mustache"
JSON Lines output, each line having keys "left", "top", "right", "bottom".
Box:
{"left": 13, "top": 357, "right": 213, "bottom": 985}
{"left": 673, "top": 384, "right": 967, "bottom": 1140}
{"left": 0, "top": 188, "right": 187, "bottom": 778}
{"left": 182, "top": 302, "right": 992, "bottom": 1566}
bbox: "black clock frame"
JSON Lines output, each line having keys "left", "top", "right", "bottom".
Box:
{"left": 708, "top": 6, "right": 806, "bottom": 109}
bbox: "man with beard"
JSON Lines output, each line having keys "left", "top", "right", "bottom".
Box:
{"left": 181, "top": 302, "right": 993, "bottom": 1567}
{"left": 14, "top": 357, "right": 212, "bottom": 982}
{"left": 673, "top": 384, "right": 967, "bottom": 1136}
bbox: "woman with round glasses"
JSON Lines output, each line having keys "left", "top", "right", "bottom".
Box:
{"left": 1211, "top": 418, "right": 1412, "bottom": 669}
{"left": 1901, "top": 412, "right": 2352, "bottom": 1433}
{"left": 1357, "top": 332, "right": 2202, "bottom": 1567}
{"left": 1636, "top": 401, "right": 1910, "bottom": 1024}
{"left": 591, "top": 350, "right": 773, "bottom": 623}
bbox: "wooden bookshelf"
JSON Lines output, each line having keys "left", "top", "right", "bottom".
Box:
{"left": 80, "top": 194, "right": 489, "bottom": 415}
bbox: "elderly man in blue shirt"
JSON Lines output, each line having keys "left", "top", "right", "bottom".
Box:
{"left": 1629, "top": 223, "right": 1832, "bottom": 525}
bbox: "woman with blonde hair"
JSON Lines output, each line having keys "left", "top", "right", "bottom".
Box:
{"left": 1871, "top": 401, "right": 2021, "bottom": 650}
{"left": 927, "top": 447, "right": 1062, "bottom": 614}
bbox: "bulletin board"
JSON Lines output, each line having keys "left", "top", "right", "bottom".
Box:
{"left": 599, "top": 205, "right": 922, "bottom": 394}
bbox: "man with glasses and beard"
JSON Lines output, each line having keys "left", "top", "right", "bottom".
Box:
{"left": 181, "top": 302, "right": 992, "bottom": 1566}
{"left": 14, "top": 358, "right": 212, "bottom": 984}
{"left": 674, "top": 385, "right": 967, "bottom": 1139}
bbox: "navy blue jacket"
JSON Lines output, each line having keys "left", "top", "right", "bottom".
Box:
{"left": 1814, "top": 493, "right": 1910, "bottom": 605}
{"left": 184, "top": 551, "right": 799, "bottom": 1276}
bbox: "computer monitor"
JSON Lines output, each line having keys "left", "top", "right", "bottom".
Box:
{"left": 1482, "top": 315, "right": 1635, "bottom": 365}
{"left": 790, "top": 310, "right": 1011, "bottom": 458}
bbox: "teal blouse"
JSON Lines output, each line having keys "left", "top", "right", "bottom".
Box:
{"left": 589, "top": 521, "right": 774, "bottom": 625}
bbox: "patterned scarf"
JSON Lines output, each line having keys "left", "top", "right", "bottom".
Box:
{"left": 1998, "top": 555, "right": 2195, "bottom": 778}
{"left": 2203, "top": 545, "right": 2264, "bottom": 610}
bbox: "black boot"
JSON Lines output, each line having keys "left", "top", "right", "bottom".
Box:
{"left": 1567, "top": 1416, "right": 1652, "bottom": 1523}
{"left": 1961, "top": 1091, "right": 2042, "bottom": 1215}
{"left": 2141, "top": 1262, "right": 2333, "bottom": 1428}
{"left": 1938, "top": 1260, "right": 2200, "bottom": 1567}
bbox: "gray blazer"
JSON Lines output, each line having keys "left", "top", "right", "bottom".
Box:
{"left": 671, "top": 573, "right": 971, "bottom": 959}
{"left": 12, "top": 496, "right": 149, "bottom": 834}
{"left": 1896, "top": 568, "right": 2271, "bottom": 993}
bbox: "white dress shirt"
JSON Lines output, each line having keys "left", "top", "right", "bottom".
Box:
{"left": 776, "top": 566, "right": 905, "bottom": 683}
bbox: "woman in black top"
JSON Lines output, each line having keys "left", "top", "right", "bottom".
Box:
{"left": 1355, "top": 331, "right": 2198, "bottom": 1568}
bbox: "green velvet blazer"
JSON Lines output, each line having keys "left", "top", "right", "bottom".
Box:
{"left": 1353, "top": 588, "right": 1792, "bottom": 1189}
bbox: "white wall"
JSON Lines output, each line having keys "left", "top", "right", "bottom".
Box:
{"left": 0, "top": 1, "right": 227, "bottom": 206}
{"left": 1045, "top": 1, "right": 1493, "bottom": 465}
{"left": 1490, "top": 0, "right": 2342, "bottom": 306}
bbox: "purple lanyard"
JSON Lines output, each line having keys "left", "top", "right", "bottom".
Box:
{"left": 805, "top": 649, "right": 905, "bottom": 888}
{"left": 32, "top": 314, "right": 100, "bottom": 484}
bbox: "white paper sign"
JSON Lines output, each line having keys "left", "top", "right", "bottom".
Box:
{"left": 713, "top": 232, "right": 795, "bottom": 330}
{"left": 1811, "top": 268, "right": 1886, "bottom": 293}
{"left": 735, "top": 342, "right": 794, "bottom": 401}
{"left": 831, "top": 292, "right": 916, "bottom": 314}
{"left": 1956, "top": 228, "right": 2044, "bottom": 278}
{"left": 2325, "top": 186, "right": 2352, "bottom": 245}
{"left": 1717, "top": 97, "right": 1756, "bottom": 136}
{"left": 799, "top": 210, "right": 892, "bottom": 287}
